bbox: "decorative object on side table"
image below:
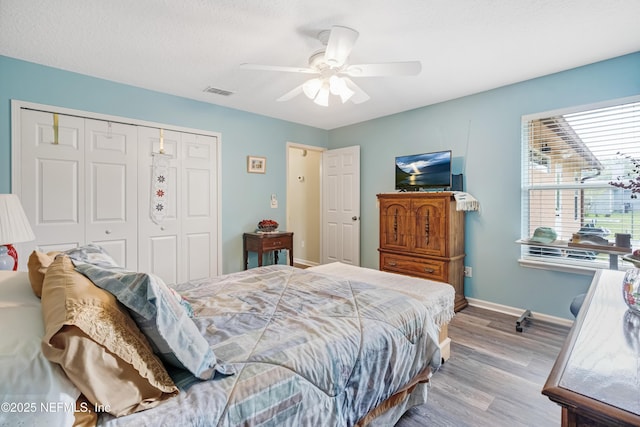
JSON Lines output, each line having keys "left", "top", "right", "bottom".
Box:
{"left": 622, "top": 248, "right": 640, "bottom": 268}
{"left": 622, "top": 268, "right": 640, "bottom": 314}
{"left": 0, "top": 194, "right": 36, "bottom": 270}
{"left": 257, "top": 219, "right": 279, "bottom": 232}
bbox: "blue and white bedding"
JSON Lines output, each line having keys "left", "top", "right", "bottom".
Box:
{"left": 97, "top": 264, "right": 454, "bottom": 426}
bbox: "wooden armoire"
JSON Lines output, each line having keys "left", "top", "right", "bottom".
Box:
{"left": 377, "top": 192, "right": 467, "bottom": 311}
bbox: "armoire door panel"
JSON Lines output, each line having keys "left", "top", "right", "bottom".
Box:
{"left": 379, "top": 200, "right": 411, "bottom": 250}
{"left": 412, "top": 200, "right": 447, "bottom": 256}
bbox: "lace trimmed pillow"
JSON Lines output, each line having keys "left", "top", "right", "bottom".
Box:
{"left": 40, "top": 255, "right": 178, "bottom": 417}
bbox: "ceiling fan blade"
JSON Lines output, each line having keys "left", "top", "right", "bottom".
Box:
{"left": 343, "top": 77, "right": 370, "bottom": 104}
{"left": 276, "top": 84, "right": 304, "bottom": 102}
{"left": 240, "top": 63, "right": 318, "bottom": 74}
{"left": 324, "top": 26, "right": 359, "bottom": 67}
{"left": 344, "top": 61, "right": 422, "bottom": 77}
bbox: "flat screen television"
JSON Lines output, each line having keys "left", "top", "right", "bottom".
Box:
{"left": 395, "top": 150, "right": 452, "bottom": 191}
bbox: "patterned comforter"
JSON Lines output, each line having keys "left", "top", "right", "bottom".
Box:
{"left": 98, "top": 265, "right": 453, "bottom": 427}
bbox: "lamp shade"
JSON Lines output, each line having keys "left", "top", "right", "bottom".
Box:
{"left": 0, "top": 194, "right": 35, "bottom": 246}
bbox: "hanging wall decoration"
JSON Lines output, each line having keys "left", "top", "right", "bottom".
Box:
{"left": 150, "top": 129, "right": 170, "bottom": 224}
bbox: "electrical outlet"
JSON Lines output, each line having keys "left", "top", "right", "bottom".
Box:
{"left": 464, "top": 266, "right": 472, "bottom": 277}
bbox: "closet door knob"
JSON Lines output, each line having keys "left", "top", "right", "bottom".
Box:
{"left": 105, "top": 229, "right": 112, "bottom": 235}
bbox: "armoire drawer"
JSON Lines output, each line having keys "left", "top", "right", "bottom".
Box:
{"left": 380, "top": 252, "right": 447, "bottom": 282}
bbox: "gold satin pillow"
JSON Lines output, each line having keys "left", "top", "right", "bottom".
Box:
{"left": 40, "top": 255, "right": 178, "bottom": 417}
{"left": 27, "top": 250, "right": 59, "bottom": 298}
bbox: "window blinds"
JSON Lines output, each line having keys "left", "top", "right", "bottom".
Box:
{"left": 521, "top": 98, "right": 640, "bottom": 267}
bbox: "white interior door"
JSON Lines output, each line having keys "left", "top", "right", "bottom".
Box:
{"left": 180, "top": 133, "right": 218, "bottom": 280}
{"left": 322, "top": 146, "right": 360, "bottom": 266}
{"left": 84, "top": 119, "right": 138, "bottom": 269}
{"left": 19, "top": 110, "right": 86, "bottom": 256}
{"left": 138, "top": 127, "right": 181, "bottom": 285}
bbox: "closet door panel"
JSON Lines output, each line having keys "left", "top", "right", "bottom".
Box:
{"left": 16, "top": 106, "right": 220, "bottom": 279}
{"left": 185, "top": 232, "right": 210, "bottom": 281}
{"left": 138, "top": 127, "right": 180, "bottom": 285}
{"left": 20, "top": 110, "right": 85, "bottom": 256}
{"left": 85, "top": 119, "right": 138, "bottom": 269}
{"left": 181, "top": 133, "right": 217, "bottom": 280}
{"left": 147, "top": 235, "right": 179, "bottom": 286}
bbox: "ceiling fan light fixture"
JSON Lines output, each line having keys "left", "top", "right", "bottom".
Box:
{"left": 313, "top": 83, "right": 330, "bottom": 107}
{"left": 329, "top": 76, "right": 355, "bottom": 103}
{"left": 302, "top": 78, "right": 322, "bottom": 99}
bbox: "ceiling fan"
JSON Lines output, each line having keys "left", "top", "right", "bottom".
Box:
{"left": 240, "top": 26, "right": 422, "bottom": 107}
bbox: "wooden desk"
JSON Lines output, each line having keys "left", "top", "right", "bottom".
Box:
{"left": 543, "top": 269, "right": 640, "bottom": 426}
{"left": 243, "top": 232, "right": 293, "bottom": 270}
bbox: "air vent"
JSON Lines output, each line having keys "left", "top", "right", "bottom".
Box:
{"left": 203, "top": 86, "right": 234, "bottom": 96}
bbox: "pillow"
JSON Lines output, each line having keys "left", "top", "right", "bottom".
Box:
{"left": 73, "top": 262, "right": 232, "bottom": 379}
{"left": 27, "top": 250, "right": 59, "bottom": 298}
{"left": 40, "top": 255, "right": 178, "bottom": 417}
{"left": 28, "top": 243, "right": 115, "bottom": 299}
{"left": 0, "top": 270, "right": 79, "bottom": 427}
{"left": 168, "top": 286, "right": 195, "bottom": 318}
{"left": 63, "top": 244, "right": 120, "bottom": 268}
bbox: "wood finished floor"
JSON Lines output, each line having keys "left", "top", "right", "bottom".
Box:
{"left": 396, "top": 305, "right": 571, "bottom": 427}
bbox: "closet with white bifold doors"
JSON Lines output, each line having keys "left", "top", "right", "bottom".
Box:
{"left": 13, "top": 102, "right": 220, "bottom": 285}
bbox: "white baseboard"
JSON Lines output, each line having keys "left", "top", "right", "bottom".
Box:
{"left": 293, "top": 258, "right": 319, "bottom": 268}
{"left": 466, "top": 297, "right": 574, "bottom": 328}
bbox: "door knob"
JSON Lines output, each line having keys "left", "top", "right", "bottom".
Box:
{"left": 352, "top": 216, "right": 359, "bottom": 221}
{"left": 105, "top": 229, "right": 111, "bottom": 235}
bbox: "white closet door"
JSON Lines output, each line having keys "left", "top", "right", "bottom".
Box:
{"left": 20, "top": 110, "right": 85, "bottom": 254}
{"left": 84, "top": 119, "right": 138, "bottom": 269}
{"left": 181, "top": 133, "right": 217, "bottom": 280}
{"left": 137, "top": 127, "right": 181, "bottom": 285}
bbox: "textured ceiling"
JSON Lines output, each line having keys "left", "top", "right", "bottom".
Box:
{"left": 1, "top": 0, "right": 639, "bottom": 130}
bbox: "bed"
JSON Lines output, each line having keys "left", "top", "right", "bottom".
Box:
{"left": 0, "top": 246, "right": 454, "bottom": 427}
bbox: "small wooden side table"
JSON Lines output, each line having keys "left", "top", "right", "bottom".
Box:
{"left": 243, "top": 231, "right": 294, "bottom": 270}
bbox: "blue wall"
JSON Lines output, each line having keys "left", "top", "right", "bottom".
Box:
{"left": 328, "top": 52, "right": 640, "bottom": 319}
{"left": 0, "top": 56, "right": 328, "bottom": 274}
{"left": 2, "top": 52, "right": 639, "bottom": 319}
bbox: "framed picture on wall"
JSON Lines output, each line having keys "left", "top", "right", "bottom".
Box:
{"left": 247, "top": 156, "right": 266, "bottom": 174}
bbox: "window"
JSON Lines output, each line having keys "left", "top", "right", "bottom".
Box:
{"left": 521, "top": 97, "right": 640, "bottom": 270}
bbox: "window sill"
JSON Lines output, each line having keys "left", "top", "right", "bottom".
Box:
{"left": 518, "top": 258, "right": 602, "bottom": 276}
